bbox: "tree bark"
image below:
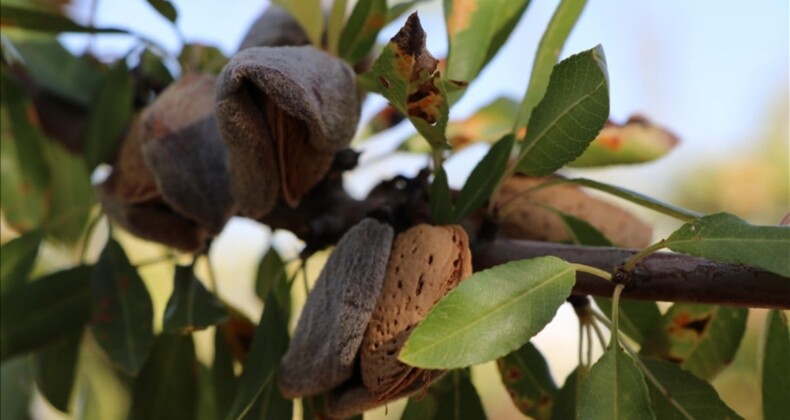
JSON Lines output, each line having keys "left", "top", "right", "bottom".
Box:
{"left": 473, "top": 239, "right": 790, "bottom": 309}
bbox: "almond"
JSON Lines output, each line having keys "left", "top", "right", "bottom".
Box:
{"left": 360, "top": 224, "right": 472, "bottom": 401}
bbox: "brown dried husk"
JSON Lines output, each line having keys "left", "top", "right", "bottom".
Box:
{"left": 360, "top": 224, "right": 472, "bottom": 401}
{"left": 139, "top": 74, "right": 234, "bottom": 234}
{"left": 278, "top": 219, "right": 394, "bottom": 398}
{"left": 215, "top": 46, "right": 360, "bottom": 216}
{"left": 497, "top": 175, "right": 653, "bottom": 248}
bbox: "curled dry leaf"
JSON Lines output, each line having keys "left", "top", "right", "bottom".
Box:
{"left": 98, "top": 75, "right": 234, "bottom": 251}
{"left": 216, "top": 46, "right": 360, "bottom": 216}
{"left": 237, "top": 4, "right": 311, "bottom": 51}
{"left": 360, "top": 224, "right": 472, "bottom": 402}
{"left": 140, "top": 74, "right": 234, "bottom": 234}
{"left": 278, "top": 219, "right": 394, "bottom": 398}
{"left": 497, "top": 175, "right": 653, "bottom": 248}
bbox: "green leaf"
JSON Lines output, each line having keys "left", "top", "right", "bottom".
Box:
{"left": 453, "top": 134, "right": 513, "bottom": 222}
{"left": 640, "top": 304, "right": 748, "bottom": 381}
{"left": 338, "top": 0, "right": 387, "bottom": 63}
{"left": 542, "top": 205, "right": 613, "bottom": 246}
{"left": 443, "top": 0, "right": 532, "bottom": 103}
{"left": 0, "top": 356, "right": 34, "bottom": 419}
{"left": 515, "top": 46, "right": 610, "bottom": 176}
{"left": 594, "top": 298, "right": 660, "bottom": 345}
{"left": 514, "top": 0, "right": 588, "bottom": 129}
{"left": 163, "top": 265, "right": 228, "bottom": 334}
{"left": 402, "top": 392, "right": 438, "bottom": 419}
{"left": 430, "top": 165, "right": 454, "bottom": 225}
{"left": 0, "top": 231, "right": 42, "bottom": 295}
{"left": 551, "top": 366, "right": 584, "bottom": 420}
{"left": 84, "top": 60, "right": 135, "bottom": 170}
{"left": 34, "top": 330, "right": 82, "bottom": 412}
{"left": 178, "top": 43, "right": 228, "bottom": 75}
{"left": 400, "top": 256, "right": 575, "bottom": 369}
{"left": 129, "top": 334, "right": 198, "bottom": 420}
{"left": 387, "top": 0, "right": 427, "bottom": 23}
{"left": 497, "top": 341, "right": 557, "bottom": 419}
{"left": 224, "top": 293, "right": 289, "bottom": 420}
{"left": 197, "top": 364, "right": 219, "bottom": 420}
{"left": 213, "top": 324, "right": 239, "bottom": 419}
{"left": 434, "top": 370, "right": 487, "bottom": 419}
{"left": 664, "top": 213, "right": 790, "bottom": 277}
{"left": 762, "top": 310, "right": 789, "bottom": 420}
{"left": 362, "top": 13, "right": 450, "bottom": 150}
{"left": 254, "top": 248, "right": 290, "bottom": 320}
{"left": 242, "top": 371, "right": 293, "bottom": 420}
{"left": 146, "top": 0, "right": 177, "bottom": 23}
{"left": 271, "top": 0, "right": 324, "bottom": 47}
{"left": 327, "top": 0, "right": 348, "bottom": 55}
{"left": 0, "top": 266, "right": 91, "bottom": 361}
{"left": 578, "top": 346, "right": 655, "bottom": 419}
{"left": 0, "top": 5, "right": 127, "bottom": 34}
{"left": 1, "top": 74, "right": 49, "bottom": 232}
{"left": 91, "top": 240, "right": 155, "bottom": 375}
{"left": 568, "top": 117, "right": 679, "bottom": 167}
{"left": 641, "top": 357, "right": 742, "bottom": 420}
{"left": 41, "top": 137, "right": 93, "bottom": 244}
{"left": 3, "top": 31, "right": 102, "bottom": 105}
{"left": 564, "top": 178, "right": 701, "bottom": 222}
{"left": 138, "top": 49, "right": 175, "bottom": 88}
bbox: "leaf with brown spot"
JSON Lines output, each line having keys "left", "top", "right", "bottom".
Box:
{"left": 640, "top": 304, "right": 748, "bottom": 381}
{"left": 362, "top": 13, "right": 449, "bottom": 151}
{"left": 497, "top": 342, "right": 558, "bottom": 420}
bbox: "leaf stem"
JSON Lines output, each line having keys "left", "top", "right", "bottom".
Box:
{"left": 590, "top": 317, "right": 607, "bottom": 350}
{"left": 585, "top": 322, "right": 593, "bottom": 368}
{"left": 623, "top": 240, "right": 667, "bottom": 272}
{"left": 578, "top": 321, "right": 584, "bottom": 368}
{"left": 79, "top": 212, "right": 104, "bottom": 264}
{"left": 572, "top": 263, "right": 613, "bottom": 282}
{"left": 609, "top": 284, "right": 624, "bottom": 347}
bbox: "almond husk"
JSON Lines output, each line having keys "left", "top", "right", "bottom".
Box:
{"left": 216, "top": 46, "right": 360, "bottom": 215}
{"left": 139, "top": 74, "right": 233, "bottom": 234}
{"left": 497, "top": 175, "right": 653, "bottom": 248}
{"left": 101, "top": 115, "right": 159, "bottom": 205}
{"left": 360, "top": 224, "right": 472, "bottom": 401}
{"left": 326, "top": 371, "right": 444, "bottom": 419}
{"left": 278, "top": 219, "right": 394, "bottom": 398}
{"left": 237, "top": 5, "right": 310, "bottom": 51}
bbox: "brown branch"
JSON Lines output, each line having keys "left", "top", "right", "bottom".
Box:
{"left": 473, "top": 239, "right": 790, "bottom": 309}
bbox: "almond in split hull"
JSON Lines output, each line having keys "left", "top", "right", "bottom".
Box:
{"left": 497, "top": 175, "right": 653, "bottom": 248}
{"left": 278, "top": 219, "right": 394, "bottom": 398}
{"left": 360, "top": 224, "right": 472, "bottom": 401}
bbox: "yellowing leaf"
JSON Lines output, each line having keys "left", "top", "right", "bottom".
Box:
{"left": 569, "top": 116, "right": 680, "bottom": 167}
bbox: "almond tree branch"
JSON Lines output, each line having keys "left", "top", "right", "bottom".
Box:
{"left": 473, "top": 239, "right": 790, "bottom": 309}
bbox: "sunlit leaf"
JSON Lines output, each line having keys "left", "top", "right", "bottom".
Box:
{"left": 34, "top": 330, "right": 82, "bottom": 412}
{"left": 551, "top": 366, "right": 584, "bottom": 420}
{"left": 271, "top": 0, "right": 323, "bottom": 47}
{"left": 497, "top": 341, "right": 557, "bottom": 419}
{"left": 641, "top": 304, "right": 747, "bottom": 381}
{"left": 430, "top": 165, "right": 454, "bottom": 225}
{"left": 0, "top": 5, "right": 127, "bottom": 34}
{"left": 594, "top": 298, "right": 660, "bottom": 345}
{"left": 514, "top": 0, "right": 588, "bottom": 129}
{"left": 0, "top": 230, "right": 42, "bottom": 296}
{"left": 400, "top": 257, "right": 575, "bottom": 369}
{"left": 568, "top": 116, "right": 679, "bottom": 167}
{"left": 362, "top": 13, "right": 449, "bottom": 150}
{"left": 762, "top": 310, "right": 789, "bottom": 420}
{"left": 163, "top": 265, "right": 228, "bottom": 334}
{"left": 338, "top": 0, "right": 387, "bottom": 63}
{"left": 1, "top": 74, "right": 49, "bottom": 231}
{"left": 515, "top": 46, "right": 609, "bottom": 176}
{"left": 224, "top": 294, "right": 289, "bottom": 420}
{"left": 453, "top": 134, "right": 513, "bottom": 223}
{"left": 146, "top": 0, "right": 177, "bottom": 23}
{"left": 577, "top": 347, "right": 655, "bottom": 419}
{"left": 0, "top": 356, "right": 33, "bottom": 419}
{"left": 42, "top": 139, "right": 93, "bottom": 244}
{"left": 641, "top": 358, "right": 742, "bottom": 420}
{"left": 0, "top": 266, "right": 91, "bottom": 361}
{"left": 84, "top": 60, "right": 135, "bottom": 170}
{"left": 448, "top": 97, "right": 520, "bottom": 149}
{"left": 664, "top": 213, "right": 790, "bottom": 277}
{"left": 327, "top": 0, "right": 348, "bottom": 55}
{"left": 129, "top": 334, "right": 198, "bottom": 420}
{"left": 443, "top": 0, "right": 532, "bottom": 103}
{"left": 91, "top": 240, "right": 155, "bottom": 375}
